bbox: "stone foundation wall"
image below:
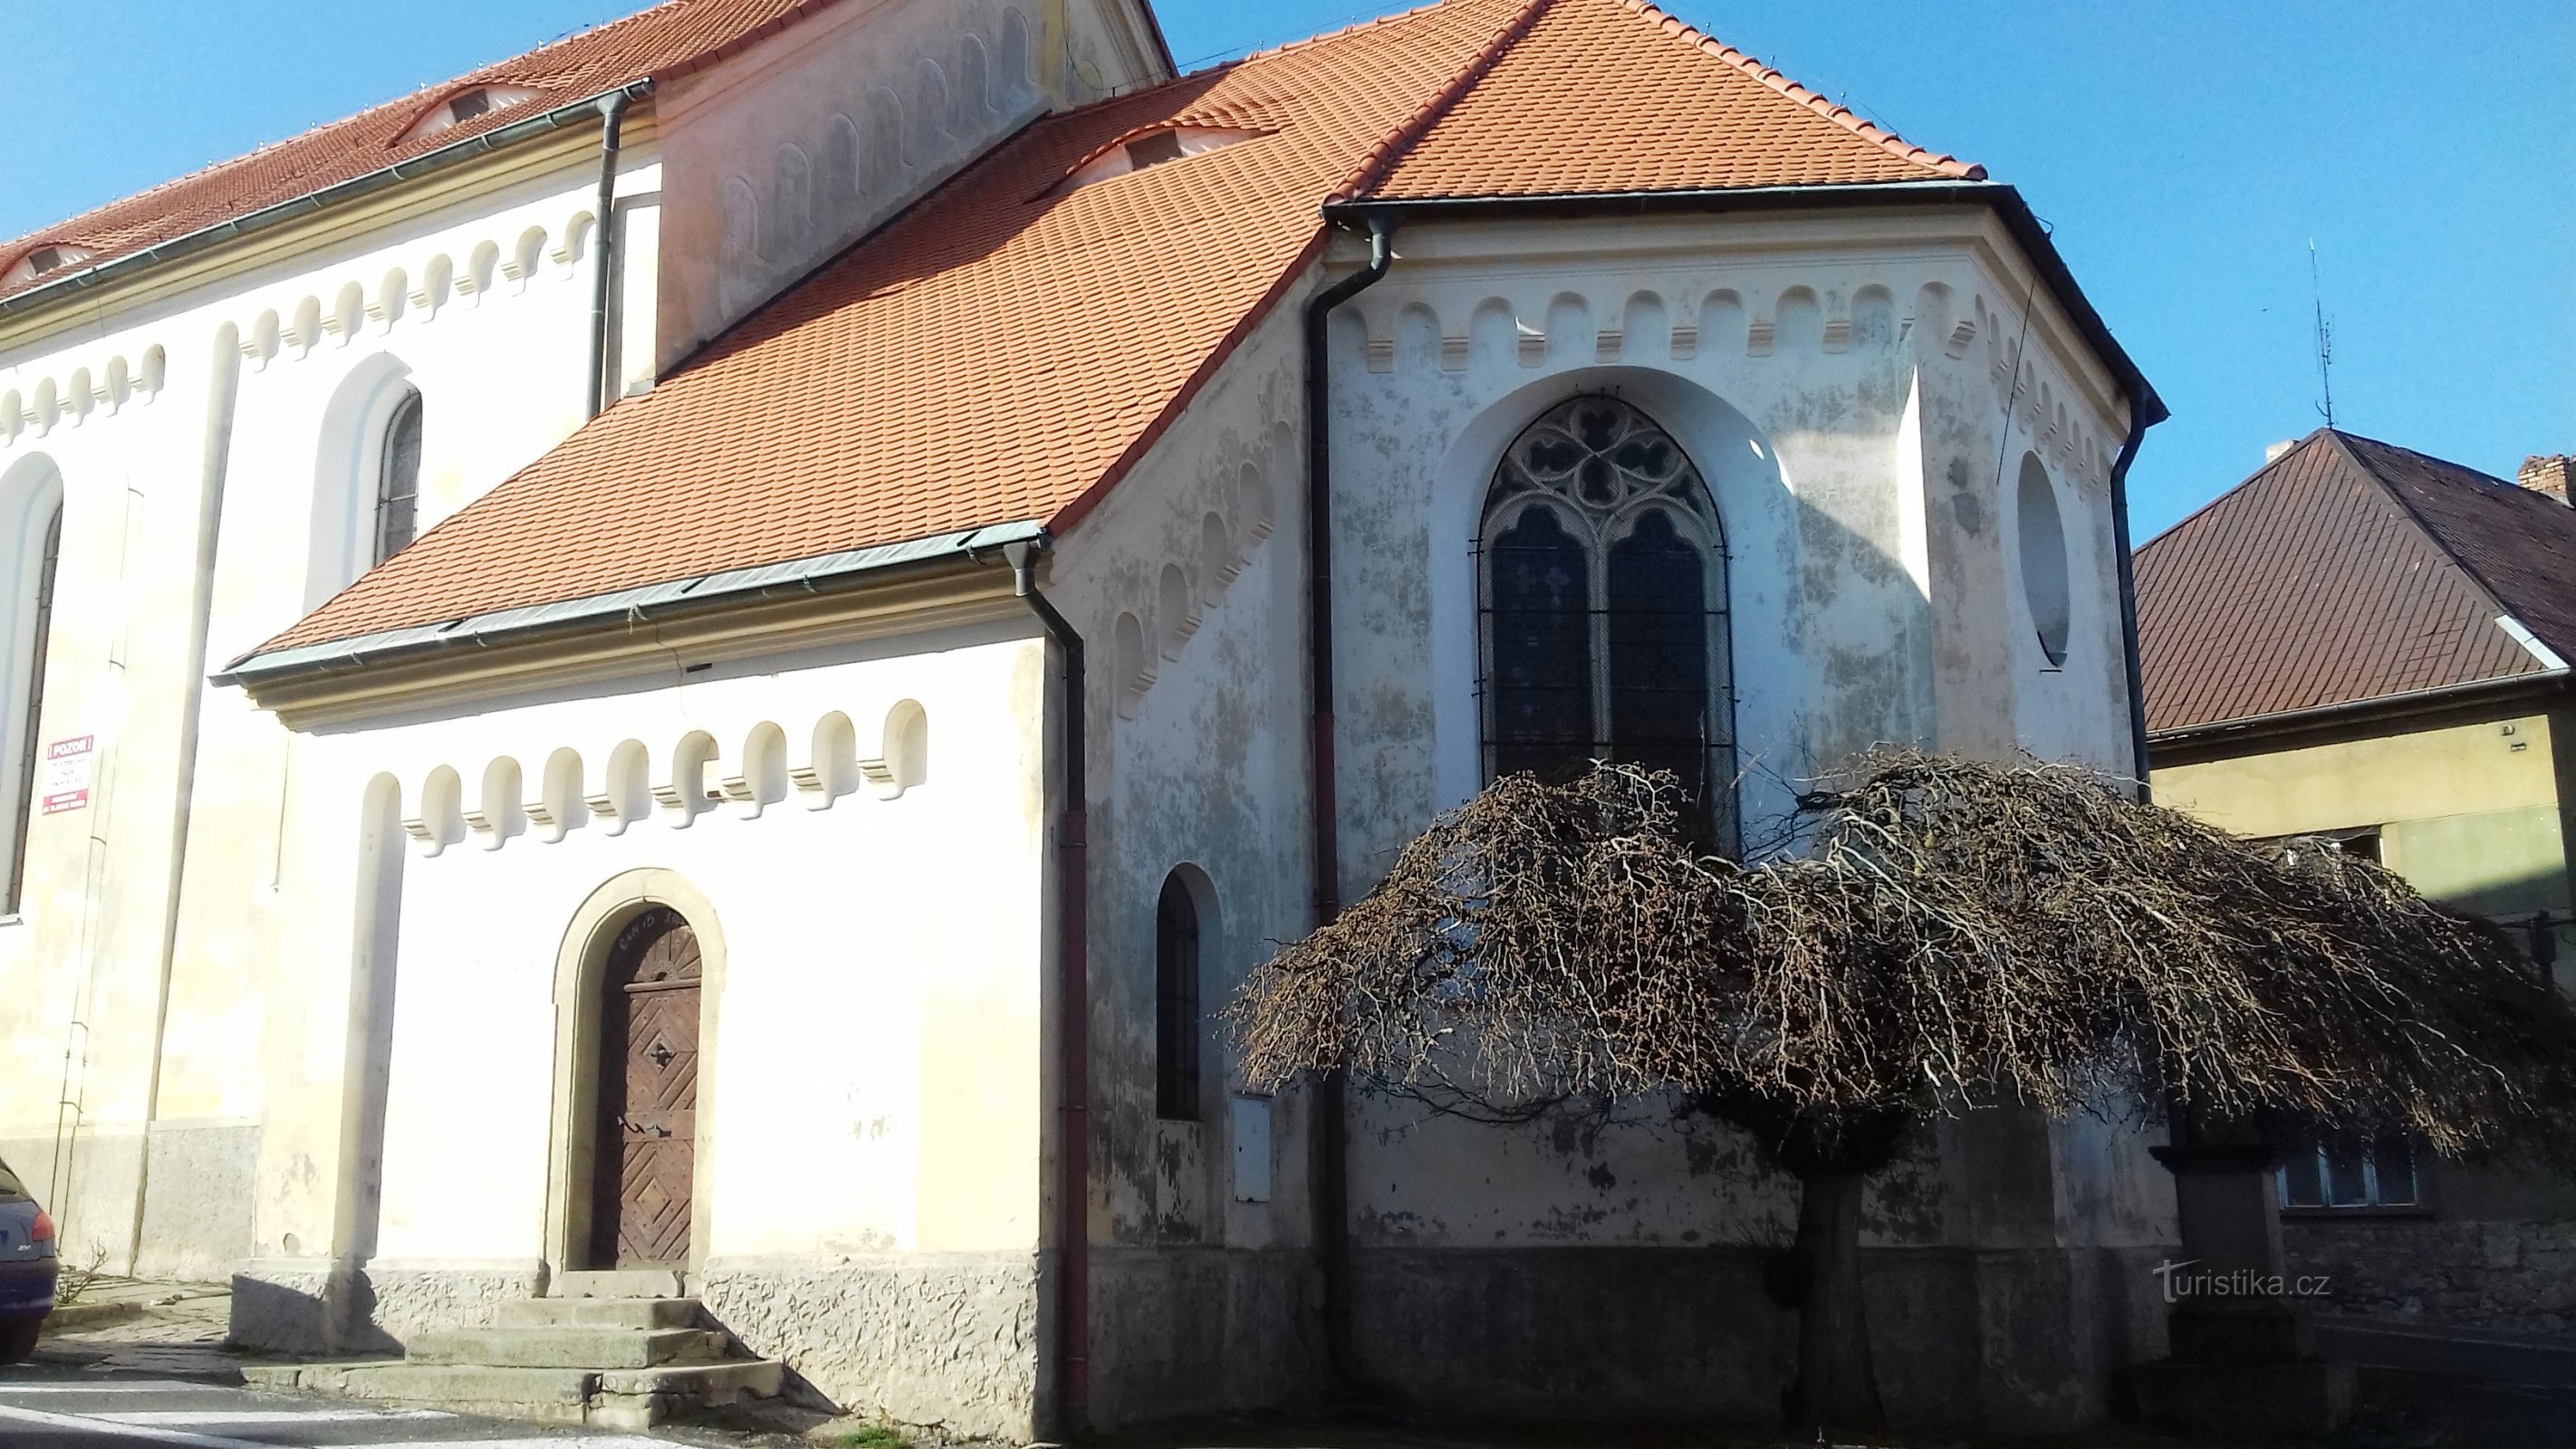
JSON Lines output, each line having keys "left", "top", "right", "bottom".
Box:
{"left": 1344, "top": 1244, "right": 2169, "bottom": 1433}
{"left": 2286, "top": 1217, "right": 2576, "bottom": 1333}
{"left": 229, "top": 1262, "right": 543, "bottom": 1357}
{"left": 698, "top": 1253, "right": 1039, "bottom": 1441}
{"left": 1089, "top": 1246, "right": 1320, "bottom": 1428}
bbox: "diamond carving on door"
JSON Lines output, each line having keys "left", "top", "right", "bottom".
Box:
{"left": 591, "top": 907, "right": 701, "bottom": 1268}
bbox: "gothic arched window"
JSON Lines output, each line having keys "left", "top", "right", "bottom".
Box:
{"left": 373, "top": 389, "right": 422, "bottom": 565}
{"left": 1478, "top": 395, "right": 1736, "bottom": 849}
{"left": 6, "top": 504, "right": 61, "bottom": 912}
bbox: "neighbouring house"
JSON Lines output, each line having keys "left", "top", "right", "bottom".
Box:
{"left": 2138, "top": 430, "right": 2576, "bottom": 1334}
{"left": 1, "top": 0, "right": 2177, "bottom": 1435}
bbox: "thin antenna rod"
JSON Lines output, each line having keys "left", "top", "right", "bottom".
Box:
{"left": 2310, "top": 239, "right": 2335, "bottom": 428}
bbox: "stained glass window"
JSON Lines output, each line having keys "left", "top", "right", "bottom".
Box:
{"left": 1478, "top": 396, "right": 1735, "bottom": 849}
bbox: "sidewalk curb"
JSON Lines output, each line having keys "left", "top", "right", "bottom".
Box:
{"left": 42, "top": 1301, "right": 145, "bottom": 1332}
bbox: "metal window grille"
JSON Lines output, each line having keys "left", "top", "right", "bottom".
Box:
{"left": 1474, "top": 395, "right": 1737, "bottom": 851}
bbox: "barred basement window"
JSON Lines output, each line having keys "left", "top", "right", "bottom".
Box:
{"left": 1155, "top": 870, "right": 1202, "bottom": 1121}
{"left": 373, "top": 389, "right": 423, "bottom": 564}
{"left": 1477, "top": 395, "right": 1736, "bottom": 849}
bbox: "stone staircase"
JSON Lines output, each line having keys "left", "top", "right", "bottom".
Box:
{"left": 245, "top": 1271, "right": 783, "bottom": 1428}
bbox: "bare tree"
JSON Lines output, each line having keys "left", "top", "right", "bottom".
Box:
{"left": 1231, "top": 753, "right": 2576, "bottom": 1430}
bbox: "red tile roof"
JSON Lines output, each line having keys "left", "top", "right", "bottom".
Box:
{"left": 2136, "top": 430, "right": 2576, "bottom": 737}
{"left": 1367, "top": 0, "right": 1979, "bottom": 197}
{"left": 1, "top": 0, "right": 869, "bottom": 301}
{"left": 252, "top": 0, "right": 1989, "bottom": 659}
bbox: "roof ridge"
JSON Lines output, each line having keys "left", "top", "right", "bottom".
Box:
{"left": 2332, "top": 427, "right": 2518, "bottom": 491}
{"left": 3, "top": 0, "right": 855, "bottom": 265}
{"left": 1230, "top": 0, "right": 1466, "bottom": 67}
{"left": 1610, "top": 0, "right": 1984, "bottom": 181}
{"left": 2327, "top": 428, "right": 2523, "bottom": 629}
{"left": 2136, "top": 427, "right": 2334, "bottom": 555}
{"left": 1332, "top": 0, "right": 1556, "bottom": 203}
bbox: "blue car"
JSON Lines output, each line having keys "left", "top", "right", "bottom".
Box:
{"left": 0, "top": 1155, "right": 56, "bottom": 1360}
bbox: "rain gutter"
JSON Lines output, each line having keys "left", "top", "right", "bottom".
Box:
{"left": 214, "top": 520, "right": 1044, "bottom": 688}
{"left": 1301, "top": 214, "right": 1393, "bottom": 1393}
{"left": 2148, "top": 668, "right": 2572, "bottom": 754}
{"left": 2110, "top": 395, "right": 2155, "bottom": 799}
{"left": 584, "top": 91, "right": 633, "bottom": 419}
{"left": 995, "top": 538, "right": 1091, "bottom": 1435}
{"left": 0, "top": 81, "right": 658, "bottom": 322}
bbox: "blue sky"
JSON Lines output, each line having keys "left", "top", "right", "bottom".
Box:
{"left": 4, "top": 1, "right": 2566, "bottom": 535}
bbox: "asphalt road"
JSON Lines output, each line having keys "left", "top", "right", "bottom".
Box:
{"left": 0, "top": 1367, "right": 676, "bottom": 1449}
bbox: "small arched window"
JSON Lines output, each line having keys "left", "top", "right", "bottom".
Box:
{"left": 373, "top": 389, "right": 423, "bottom": 564}
{"left": 7, "top": 505, "right": 62, "bottom": 911}
{"left": 1155, "top": 871, "right": 1202, "bottom": 1121}
{"left": 1479, "top": 395, "right": 1736, "bottom": 849}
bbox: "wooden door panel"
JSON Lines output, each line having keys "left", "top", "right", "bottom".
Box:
{"left": 590, "top": 908, "right": 701, "bottom": 1270}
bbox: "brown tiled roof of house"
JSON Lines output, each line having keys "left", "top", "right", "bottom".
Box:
{"left": 2136, "top": 429, "right": 2576, "bottom": 737}
{"left": 1, "top": 0, "right": 869, "bottom": 301}
{"left": 253, "top": 0, "right": 1988, "bottom": 658}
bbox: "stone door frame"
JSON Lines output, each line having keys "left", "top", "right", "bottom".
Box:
{"left": 544, "top": 868, "right": 729, "bottom": 1284}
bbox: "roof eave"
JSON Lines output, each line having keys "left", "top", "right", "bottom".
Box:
{"left": 216, "top": 519, "right": 1046, "bottom": 693}
{"left": 2147, "top": 667, "right": 2572, "bottom": 753}
{"left": 1325, "top": 179, "right": 2167, "bottom": 428}
{"left": 0, "top": 79, "right": 658, "bottom": 322}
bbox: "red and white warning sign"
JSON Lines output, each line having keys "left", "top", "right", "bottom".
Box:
{"left": 40, "top": 735, "right": 92, "bottom": 814}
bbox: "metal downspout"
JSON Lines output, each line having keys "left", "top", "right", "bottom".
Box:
{"left": 584, "top": 91, "right": 632, "bottom": 419}
{"left": 1300, "top": 216, "right": 1392, "bottom": 1391}
{"left": 2110, "top": 395, "right": 2154, "bottom": 801}
{"left": 1004, "top": 538, "right": 1090, "bottom": 1434}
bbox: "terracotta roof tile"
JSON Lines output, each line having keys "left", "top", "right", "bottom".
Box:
{"left": 2136, "top": 430, "right": 2572, "bottom": 736}
{"left": 253, "top": 0, "right": 1989, "bottom": 658}
{"left": 1, "top": 0, "right": 863, "bottom": 301}
{"left": 1365, "top": 0, "right": 1979, "bottom": 198}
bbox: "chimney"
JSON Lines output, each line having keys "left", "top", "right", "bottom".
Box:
{"left": 2520, "top": 455, "right": 2572, "bottom": 505}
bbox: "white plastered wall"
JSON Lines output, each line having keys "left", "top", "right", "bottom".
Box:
{"left": 263, "top": 631, "right": 1048, "bottom": 1277}
{"left": 0, "top": 149, "right": 655, "bottom": 1271}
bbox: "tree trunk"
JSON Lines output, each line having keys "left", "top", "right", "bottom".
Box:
{"left": 1787, "top": 1166, "right": 1884, "bottom": 1430}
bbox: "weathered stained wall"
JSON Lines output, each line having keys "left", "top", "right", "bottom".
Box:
{"left": 1049, "top": 296, "right": 1327, "bottom": 1425}
{"left": 653, "top": 0, "right": 1170, "bottom": 368}
{"left": 1046, "top": 204, "right": 2167, "bottom": 1431}
{"left": 1305, "top": 210, "right": 2166, "bottom": 1429}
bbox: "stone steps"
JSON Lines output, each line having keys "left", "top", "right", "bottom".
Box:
{"left": 245, "top": 1284, "right": 781, "bottom": 1428}
{"left": 407, "top": 1324, "right": 727, "bottom": 1368}
{"left": 494, "top": 1295, "right": 702, "bottom": 1330}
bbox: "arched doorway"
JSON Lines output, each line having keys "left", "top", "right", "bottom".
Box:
{"left": 587, "top": 906, "right": 702, "bottom": 1268}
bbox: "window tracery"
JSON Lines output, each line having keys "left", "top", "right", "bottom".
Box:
{"left": 1478, "top": 395, "right": 1736, "bottom": 849}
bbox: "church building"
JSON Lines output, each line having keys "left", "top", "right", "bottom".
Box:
{"left": 0, "top": 0, "right": 2171, "bottom": 1435}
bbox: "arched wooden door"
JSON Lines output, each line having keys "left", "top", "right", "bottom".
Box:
{"left": 589, "top": 907, "right": 700, "bottom": 1268}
